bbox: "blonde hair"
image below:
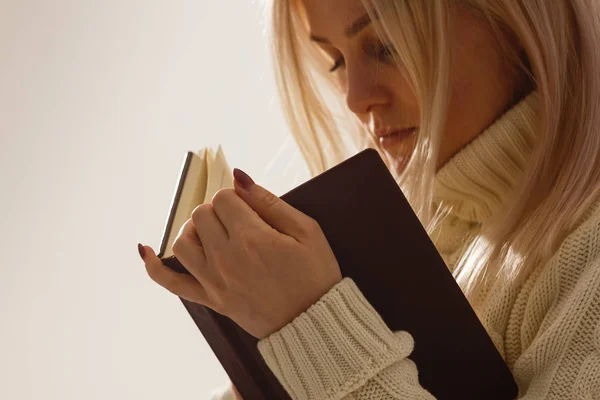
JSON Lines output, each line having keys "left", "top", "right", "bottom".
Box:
{"left": 266, "top": 0, "right": 600, "bottom": 302}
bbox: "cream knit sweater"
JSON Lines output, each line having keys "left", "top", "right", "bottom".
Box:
{"left": 211, "top": 92, "right": 600, "bottom": 399}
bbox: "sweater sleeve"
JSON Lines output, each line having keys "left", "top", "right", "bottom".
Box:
{"left": 256, "top": 278, "right": 435, "bottom": 399}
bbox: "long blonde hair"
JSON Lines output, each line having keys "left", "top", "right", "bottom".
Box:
{"left": 266, "top": 0, "right": 600, "bottom": 301}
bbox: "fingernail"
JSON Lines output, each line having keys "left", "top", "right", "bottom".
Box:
{"left": 138, "top": 243, "right": 146, "bottom": 261}
{"left": 233, "top": 168, "right": 254, "bottom": 191}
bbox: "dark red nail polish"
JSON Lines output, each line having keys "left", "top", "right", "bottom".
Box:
{"left": 233, "top": 168, "right": 254, "bottom": 191}
{"left": 138, "top": 243, "right": 146, "bottom": 261}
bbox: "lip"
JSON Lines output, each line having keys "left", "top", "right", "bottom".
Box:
{"left": 377, "top": 127, "right": 417, "bottom": 150}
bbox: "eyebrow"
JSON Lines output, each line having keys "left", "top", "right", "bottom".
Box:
{"left": 309, "top": 13, "right": 374, "bottom": 44}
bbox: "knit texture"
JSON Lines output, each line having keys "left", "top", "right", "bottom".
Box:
{"left": 429, "top": 91, "right": 538, "bottom": 272}
{"left": 216, "top": 92, "right": 600, "bottom": 399}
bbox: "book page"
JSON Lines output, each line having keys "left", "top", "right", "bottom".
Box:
{"left": 203, "top": 145, "right": 234, "bottom": 203}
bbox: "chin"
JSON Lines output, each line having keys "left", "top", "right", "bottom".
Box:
{"left": 383, "top": 151, "right": 412, "bottom": 177}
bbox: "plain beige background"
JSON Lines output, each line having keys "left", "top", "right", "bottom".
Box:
{"left": 0, "top": 1, "right": 310, "bottom": 398}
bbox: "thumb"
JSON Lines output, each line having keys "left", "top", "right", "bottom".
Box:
{"left": 233, "top": 168, "right": 313, "bottom": 240}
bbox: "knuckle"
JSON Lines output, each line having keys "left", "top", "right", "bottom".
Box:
{"left": 172, "top": 236, "right": 183, "bottom": 256}
{"left": 172, "top": 219, "right": 194, "bottom": 256}
{"left": 211, "top": 188, "right": 235, "bottom": 206}
{"left": 241, "top": 229, "right": 266, "bottom": 251}
{"left": 261, "top": 191, "right": 280, "bottom": 209}
{"left": 304, "top": 216, "right": 322, "bottom": 235}
{"left": 191, "top": 203, "right": 212, "bottom": 223}
{"left": 172, "top": 222, "right": 196, "bottom": 254}
{"left": 239, "top": 234, "right": 258, "bottom": 252}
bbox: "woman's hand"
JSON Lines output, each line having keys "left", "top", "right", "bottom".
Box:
{"left": 139, "top": 169, "right": 342, "bottom": 339}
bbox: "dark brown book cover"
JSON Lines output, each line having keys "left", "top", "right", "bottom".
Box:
{"left": 158, "top": 148, "right": 518, "bottom": 400}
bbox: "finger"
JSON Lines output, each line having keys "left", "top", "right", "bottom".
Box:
{"left": 191, "top": 202, "right": 230, "bottom": 250}
{"left": 173, "top": 219, "right": 223, "bottom": 285}
{"left": 210, "top": 188, "right": 268, "bottom": 238}
{"left": 232, "top": 169, "right": 315, "bottom": 241}
{"left": 141, "top": 244, "right": 210, "bottom": 305}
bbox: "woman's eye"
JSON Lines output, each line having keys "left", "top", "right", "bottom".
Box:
{"left": 329, "top": 57, "right": 345, "bottom": 73}
{"left": 371, "top": 43, "right": 396, "bottom": 63}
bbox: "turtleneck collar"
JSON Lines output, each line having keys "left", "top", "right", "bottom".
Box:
{"left": 433, "top": 91, "right": 540, "bottom": 224}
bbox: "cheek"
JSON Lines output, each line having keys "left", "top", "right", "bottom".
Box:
{"left": 442, "top": 86, "right": 473, "bottom": 148}
{"left": 439, "top": 76, "right": 493, "bottom": 168}
{"left": 384, "top": 68, "right": 420, "bottom": 111}
{"left": 335, "top": 71, "right": 348, "bottom": 93}
{"left": 446, "top": 42, "right": 489, "bottom": 122}
{"left": 446, "top": 81, "right": 473, "bottom": 127}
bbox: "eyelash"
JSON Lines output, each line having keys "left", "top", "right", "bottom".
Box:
{"left": 329, "top": 44, "right": 396, "bottom": 73}
{"left": 329, "top": 58, "right": 344, "bottom": 73}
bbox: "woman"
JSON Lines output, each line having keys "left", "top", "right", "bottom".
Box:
{"left": 140, "top": 0, "right": 600, "bottom": 398}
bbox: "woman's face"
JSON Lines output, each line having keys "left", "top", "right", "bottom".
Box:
{"left": 301, "top": 0, "right": 527, "bottom": 172}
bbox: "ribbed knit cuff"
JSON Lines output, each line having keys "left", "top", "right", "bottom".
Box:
{"left": 257, "top": 277, "right": 415, "bottom": 400}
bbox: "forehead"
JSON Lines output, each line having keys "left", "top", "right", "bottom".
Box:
{"left": 299, "top": 0, "right": 367, "bottom": 36}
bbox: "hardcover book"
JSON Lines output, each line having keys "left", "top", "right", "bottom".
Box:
{"left": 156, "top": 146, "right": 518, "bottom": 400}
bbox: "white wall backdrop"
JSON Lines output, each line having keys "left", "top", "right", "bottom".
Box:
{"left": 0, "top": 1, "right": 310, "bottom": 399}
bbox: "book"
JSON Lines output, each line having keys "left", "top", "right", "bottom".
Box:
{"left": 158, "top": 146, "right": 234, "bottom": 259}
{"left": 156, "top": 146, "right": 518, "bottom": 400}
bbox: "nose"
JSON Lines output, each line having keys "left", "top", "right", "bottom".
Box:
{"left": 344, "top": 61, "right": 389, "bottom": 116}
